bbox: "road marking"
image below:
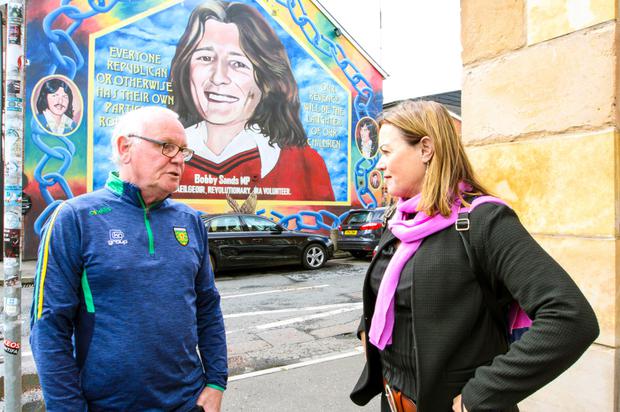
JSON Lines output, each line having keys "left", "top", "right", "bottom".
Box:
{"left": 229, "top": 347, "right": 364, "bottom": 381}
{"left": 255, "top": 304, "right": 362, "bottom": 330}
{"left": 221, "top": 284, "right": 329, "bottom": 299}
{"left": 225, "top": 302, "right": 363, "bottom": 335}
{"left": 224, "top": 302, "right": 360, "bottom": 319}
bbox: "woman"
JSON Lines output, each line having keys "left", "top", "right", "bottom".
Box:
{"left": 350, "top": 100, "right": 599, "bottom": 411}
{"left": 359, "top": 123, "right": 374, "bottom": 158}
{"left": 36, "top": 78, "right": 77, "bottom": 135}
{"left": 169, "top": 0, "right": 334, "bottom": 201}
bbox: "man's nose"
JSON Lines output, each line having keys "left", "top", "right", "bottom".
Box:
{"left": 210, "top": 61, "right": 230, "bottom": 85}
{"left": 170, "top": 150, "right": 185, "bottom": 164}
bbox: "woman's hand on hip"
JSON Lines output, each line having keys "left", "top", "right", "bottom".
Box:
{"left": 360, "top": 331, "right": 367, "bottom": 354}
{"left": 452, "top": 394, "right": 468, "bottom": 412}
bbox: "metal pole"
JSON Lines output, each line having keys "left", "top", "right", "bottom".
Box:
{"left": 3, "top": 0, "right": 25, "bottom": 409}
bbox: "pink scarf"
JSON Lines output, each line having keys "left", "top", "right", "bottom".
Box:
{"left": 368, "top": 191, "right": 516, "bottom": 350}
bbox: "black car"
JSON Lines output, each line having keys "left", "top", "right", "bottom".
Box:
{"left": 202, "top": 213, "right": 334, "bottom": 273}
{"left": 337, "top": 207, "right": 386, "bottom": 258}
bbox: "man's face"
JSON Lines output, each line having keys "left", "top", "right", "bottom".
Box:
{"left": 126, "top": 115, "right": 187, "bottom": 202}
{"left": 189, "top": 19, "right": 262, "bottom": 128}
{"left": 46, "top": 87, "right": 69, "bottom": 116}
{"left": 360, "top": 125, "right": 371, "bottom": 144}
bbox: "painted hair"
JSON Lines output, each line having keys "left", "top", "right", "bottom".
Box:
{"left": 360, "top": 119, "right": 377, "bottom": 139}
{"left": 378, "top": 100, "right": 489, "bottom": 217}
{"left": 36, "top": 78, "right": 74, "bottom": 119}
{"left": 169, "top": 0, "right": 306, "bottom": 147}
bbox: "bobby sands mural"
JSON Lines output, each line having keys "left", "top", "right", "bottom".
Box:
{"left": 24, "top": 0, "right": 381, "bottom": 258}
{"left": 168, "top": 0, "right": 344, "bottom": 202}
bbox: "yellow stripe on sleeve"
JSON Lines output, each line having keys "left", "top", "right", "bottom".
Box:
{"left": 37, "top": 203, "right": 68, "bottom": 319}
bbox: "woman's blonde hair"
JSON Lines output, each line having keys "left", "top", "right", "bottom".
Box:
{"left": 378, "top": 100, "right": 489, "bottom": 217}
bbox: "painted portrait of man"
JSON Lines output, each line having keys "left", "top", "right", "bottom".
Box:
{"left": 169, "top": 0, "right": 335, "bottom": 201}
{"left": 35, "top": 77, "right": 79, "bottom": 136}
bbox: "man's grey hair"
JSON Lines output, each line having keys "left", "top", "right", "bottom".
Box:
{"left": 110, "top": 106, "right": 181, "bottom": 166}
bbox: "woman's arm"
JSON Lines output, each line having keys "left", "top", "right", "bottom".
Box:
{"left": 461, "top": 204, "right": 599, "bottom": 410}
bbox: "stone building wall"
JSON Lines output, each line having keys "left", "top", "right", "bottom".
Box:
{"left": 461, "top": 0, "right": 618, "bottom": 410}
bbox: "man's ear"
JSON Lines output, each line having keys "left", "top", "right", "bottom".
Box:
{"left": 117, "top": 136, "right": 133, "bottom": 164}
{"left": 419, "top": 136, "right": 434, "bottom": 163}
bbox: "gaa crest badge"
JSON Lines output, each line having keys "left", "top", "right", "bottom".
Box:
{"left": 174, "top": 227, "right": 189, "bottom": 246}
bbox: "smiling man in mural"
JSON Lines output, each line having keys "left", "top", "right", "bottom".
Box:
{"left": 169, "top": 0, "right": 335, "bottom": 201}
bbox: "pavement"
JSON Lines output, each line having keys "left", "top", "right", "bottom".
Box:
{"left": 224, "top": 350, "right": 380, "bottom": 411}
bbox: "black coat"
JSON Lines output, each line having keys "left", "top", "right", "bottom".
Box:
{"left": 350, "top": 204, "right": 599, "bottom": 412}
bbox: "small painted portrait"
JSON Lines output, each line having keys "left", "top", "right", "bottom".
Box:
{"left": 355, "top": 116, "right": 378, "bottom": 159}
{"left": 369, "top": 170, "right": 382, "bottom": 189}
{"left": 33, "top": 76, "right": 82, "bottom": 136}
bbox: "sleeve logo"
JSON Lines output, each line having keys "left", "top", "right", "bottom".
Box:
{"left": 174, "top": 227, "right": 189, "bottom": 246}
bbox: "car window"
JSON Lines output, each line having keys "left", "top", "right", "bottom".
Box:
{"left": 343, "top": 211, "right": 372, "bottom": 225}
{"left": 243, "top": 215, "right": 280, "bottom": 232}
{"left": 208, "top": 216, "right": 243, "bottom": 233}
{"left": 372, "top": 209, "right": 386, "bottom": 221}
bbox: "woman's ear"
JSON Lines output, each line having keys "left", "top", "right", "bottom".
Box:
{"left": 419, "top": 136, "right": 434, "bottom": 163}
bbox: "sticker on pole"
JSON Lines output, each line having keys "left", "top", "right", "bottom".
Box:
{"left": 4, "top": 297, "right": 19, "bottom": 316}
{"left": 4, "top": 339, "right": 21, "bottom": 355}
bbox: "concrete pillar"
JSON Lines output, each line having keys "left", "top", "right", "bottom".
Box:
{"left": 461, "top": 0, "right": 618, "bottom": 410}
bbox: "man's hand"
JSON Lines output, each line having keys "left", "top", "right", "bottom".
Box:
{"left": 197, "top": 386, "right": 223, "bottom": 412}
{"left": 452, "top": 394, "right": 468, "bottom": 412}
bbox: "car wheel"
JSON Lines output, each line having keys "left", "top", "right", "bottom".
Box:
{"left": 209, "top": 253, "right": 217, "bottom": 274}
{"left": 302, "top": 244, "right": 327, "bottom": 270}
{"left": 351, "top": 251, "right": 368, "bottom": 259}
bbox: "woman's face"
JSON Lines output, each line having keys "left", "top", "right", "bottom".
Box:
{"left": 376, "top": 124, "right": 426, "bottom": 199}
{"left": 46, "top": 87, "right": 69, "bottom": 117}
{"left": 189, "top": 19, "right": 262, "bottom": 128}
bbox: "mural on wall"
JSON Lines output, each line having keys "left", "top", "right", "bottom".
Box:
{"left": 23, "top": 0, "right": 383, "bottom": 256}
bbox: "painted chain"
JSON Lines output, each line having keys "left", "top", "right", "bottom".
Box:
{"left": 33, "top": 0, "right": 121, "bottom": 235}
{"left": 268, "top": 0, "right": 379, "bottom": 230}
{"left": 257, "top": 208, "right": 351, "bottom": 232}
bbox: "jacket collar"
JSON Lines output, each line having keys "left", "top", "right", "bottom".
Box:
{"left": 105, "top": 171, "right": 168, "bottom": 210}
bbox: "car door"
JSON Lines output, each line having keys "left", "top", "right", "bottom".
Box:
{"left": 207, "top": 215, "right": 247, "bottom": 268}
{"left": 240, "top": 215, "right": 298, "bottom": 263}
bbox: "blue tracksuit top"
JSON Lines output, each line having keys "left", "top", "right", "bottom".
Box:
{"left": 30, "top": 172, "right": 227, "bottom": 411}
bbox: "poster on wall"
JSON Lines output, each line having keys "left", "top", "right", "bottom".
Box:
{"left": 24, "top": 0, "right": 383, "bottom": 255}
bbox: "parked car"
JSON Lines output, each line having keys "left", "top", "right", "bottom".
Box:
{"left": 202, "top": 213, "right": 334, "bottom": 273}
{"left": 337, "top": 207, "right": 386, "bottom": 258}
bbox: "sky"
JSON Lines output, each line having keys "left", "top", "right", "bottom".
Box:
{"left": 317, "top": 0, "right": 462, "bottom": 104}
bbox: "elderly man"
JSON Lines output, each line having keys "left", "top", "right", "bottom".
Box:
{"left": 30, "top": 106, "right": 227, "bottom": 411}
